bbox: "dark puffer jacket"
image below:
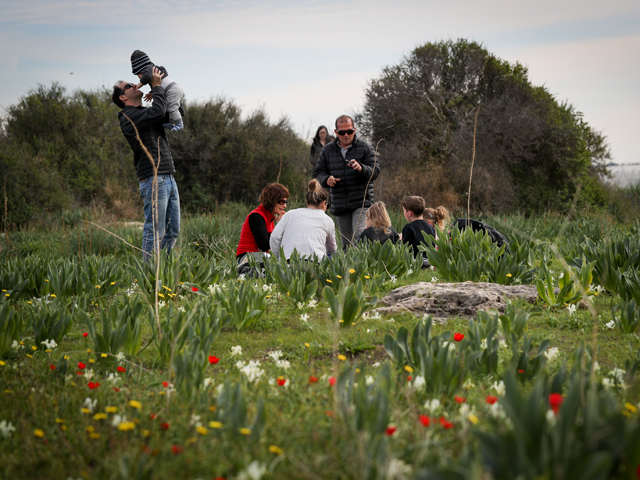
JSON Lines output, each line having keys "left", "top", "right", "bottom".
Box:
{"left": 118, "top": 86, "right": 175, "bottom": 181}
{"left": 314, "top": 137, "right": 380, "bottom": 215}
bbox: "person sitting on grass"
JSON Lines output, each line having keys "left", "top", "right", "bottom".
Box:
{"left": 425, "top": 206, "right": 450, "bottom": 239}
{"left": 236, "top": 183, "right": 289, "bottom": 277}
{"left": 358, "top": 201, "right": 399, "bottom": 245}
{"left": 270, "top": 179, "right": 337, "bottom": 261}
{"left": 401, "top": 196, "right": 436, "bottom": 268}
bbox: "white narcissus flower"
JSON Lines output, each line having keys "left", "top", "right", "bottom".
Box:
{"left": 566, "top": 304, "right": 577, "bottom": 316}
{"left": 424, "top": 398, "right": 441, "bottom": 412}
{"left": 300, "top": 313, "right": 309, "bottom": 323}
{"left": 268, "top": 351, "right": 282, "bottom": 361}
{"left": 237, "top": 460, "right": 267, "bottom": 480}
{"left": 231, "top": 345, "right": 243, "bottom": 357}
{"left": 365, "top": 375, "right": 374, "bottom": 386}
{"left": 412, "top": 375, "right": 426, "bottom": 389}
{"left": 546, "top": 409, "right": 556, "bottom": 425}
{"left": 307, "top": 299, "right": 318, "bottom": 309}
{"left": 0, "top": 420, "right": 15, "bottom": 438}
{"left": 430, "top": 276, "right": 437, "bottom": 283}
{"left": 83, "top": 397, "right": 97, "bottom": 413}
{"left": 544, "top": 347, "right": 560, "bottom": 362}
{"left": 605, "top": 321, "right": 615, "bottom": 329}
{"left": 116, "top": 352, "right": 125, "bottom": 364}
{"left": 492, "top": 380, "right": 505, "bottom": 396}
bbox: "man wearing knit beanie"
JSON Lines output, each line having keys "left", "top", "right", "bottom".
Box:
{"left": 130, "top": 50, "right": 186, "bottom": 132}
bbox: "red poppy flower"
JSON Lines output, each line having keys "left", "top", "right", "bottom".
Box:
{"left": 385, "top": 426, "right": 397, "bottom": 436}
{"left": 150, "top": 413, "right": 157, "bottom": 420}
{"left": 50, "top": 364, "right": 57, "bottom": 370}
{"left": 549, "top": 393, "right": 564, "bottom": 414}
{"left": 407, "top": 376, "right": 412, "bottom": 381}
{"left": 486, "top": 395, "right": 498, "bottom": 405}
{"left": 88, "top": 382, "right": 100, "bottom": 389}
{"left": 419, "top": 414, "right": 430, "bottom": 427}
{"left": 309, "top": 376, "right": 318, "bottom": 383}
{"left": 208, "top": 355, "right": 219, "bottom": 365}
{"left": 518, "top": 369, "right": 524, "bottom": 373}
{"left": 76, "top": 370, "right": 84, "bottom": 375}
{"left": 171, "top": 444, "right": 183, "bottom": 455}
{"left": 454, "top": 396, "right": 466, "bottom": 403}
{"left": 328, "top": 376, "right": 336, "bottom": 387}
{"left": 439, "top": 417, "right": 454, "bottom": 429}
{"left": 453, "top": 332, "right": 464, "bottom": 342}
{"left": 82, "top": 332, "right": 89, "bottom": 338}
{"left": 191, "top": 287, "right": 198, "bottom": 292}
{"left": 161, "top": 422, "right": 170, "bottom": 430}
{"left": 162, "top": 381, "right": 169, "bottom": 388}
{"left": 77, "top": 361, "right": 86, "bottom": 370}
{"left": 113, "top": 387, "right": 120, "bottom": 392}
{"left": 277, "top": 377, "right": 286, "bottom": 386}
{"left": 117, "top": 366, "right": 126, "bottom": 373}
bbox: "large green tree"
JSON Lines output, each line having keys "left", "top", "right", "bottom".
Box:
{"left": 358, "top": 39, "right": 610, "bottom": 213}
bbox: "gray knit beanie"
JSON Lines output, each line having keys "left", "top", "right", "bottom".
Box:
{"left": 131, "top": 50, "right": 153, "bottom": 75}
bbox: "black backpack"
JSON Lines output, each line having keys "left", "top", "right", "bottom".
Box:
{"left": 453, "top": 218, "right": 510, "bottom": 254}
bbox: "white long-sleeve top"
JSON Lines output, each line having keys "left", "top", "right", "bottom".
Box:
{"left": 270, "top": 208, "right": 337, "bottom": 260}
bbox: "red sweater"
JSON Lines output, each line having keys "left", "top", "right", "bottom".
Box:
{"left": 236, "top": 205, "right": 275, "bottom": 257}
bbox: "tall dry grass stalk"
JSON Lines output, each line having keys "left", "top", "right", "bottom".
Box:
{"left": 466, "top": 107, "right": 480, "bottom": 225}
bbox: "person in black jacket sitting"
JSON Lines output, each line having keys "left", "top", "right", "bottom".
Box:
{"left": 359, "top": 201, "right": 399, "bottom": 245}
{"left": 401, "top": 196, "right": 436, "bottom": 267}
{"left": 314, "top": 115, "right": 380, "bottom": 249}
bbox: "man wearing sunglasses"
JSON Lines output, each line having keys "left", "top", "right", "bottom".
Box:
{"left": 112, "top": 66, "right": 181, "bottom": 262}
{"left": 314, "top": 115, "right": 380, "bottom": 248}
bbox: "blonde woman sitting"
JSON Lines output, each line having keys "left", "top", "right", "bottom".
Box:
{"left": 358, "top": 201, "right": 399, "bottom": 245}
{"left": 270, "top": 179, "right": 337, "bottom": 260}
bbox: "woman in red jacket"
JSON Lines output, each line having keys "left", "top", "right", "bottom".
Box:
{"left": 236, "top": 183, "right": 289, "bottom": 276}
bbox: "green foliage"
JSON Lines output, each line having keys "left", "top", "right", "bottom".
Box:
{"left": 213, "top": 382, "right": 265, "bottom": 441}
{"left": 0, "top": 302, "right": 20, "bottom": 358}
{"left": 214, "top": 280, "right": 267, "bottom": 331}
{"left": 474, "top": 372, "right": 640, "bottom": 480}
{"left": 79, "top": 296, "right": 145, "bottom": 357}
{"left": 322, "top": 278, "right": 377, "bottom": 328}
{"left": 358, "top": 39, "right": 610, "bottom": 212}
{"left": 424, "top": 226, "right": 535, "bottom": 284}
{"left": 612, "top": 299, "right": 640, "bottom": 334}
{"left": 28, "top": 300, "right": 73, "bottom": 350}
{"left": 265, "top": 250, "right": 318, "bottom": 304}
{"left": 536, "top": 259, "right": 595, "bottom": 308}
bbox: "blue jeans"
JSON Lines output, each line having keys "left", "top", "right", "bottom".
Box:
{"left": 139, "top": 174, "right": 180, "bottom": 262}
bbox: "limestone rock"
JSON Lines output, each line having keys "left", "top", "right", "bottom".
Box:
{"left": 374, "top": 281, "right": 540, "bottom": 322}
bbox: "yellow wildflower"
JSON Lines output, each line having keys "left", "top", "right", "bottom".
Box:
{"left": 467, "top": 414, "right": 479, "bottom": 425}
{"left": 626, "top": 403, "right": 638, "bottom": 413}
{"left": 163, "top": 286, "right": 172, "bottom": 292}
{"left": 404, "top": 365, "right": 414, "bottom": 373}
{"left": 364, "top": 275, "right": 370, "bottom": 279}
{"left": 326, "top": 279, "right": 332, "bottom": 283}
{"left": 81, "top": 408, "right": 90, "bottom": 414}
{"left": 157, "top": 293, "right": 165, "bottom": 298}
{"left": 95, "top": 285, "right": 101, "bottom": 289}
{"left": 94, "top": 413, "right": 107, "bottom": 420}
{"left": 209, "top": 421, "right": 223, "bottom": 429}
{"left": 55, "top": 418, "right": 65, "bottom": 424}
{"left": 111, "top": 282, "right": 116, "bottom": 285}
{"left": 337, "top": 275, "right": 342, "bottom": 279}
{"left": 32, "top": 345, "right": 37, "bottom": 351}
{"left": 34, "top": 429, "right": 45, "bottom": 438}
{"left": 349, "top": 269, "right": 356, "bottom": 274}
{"left": 337, "top": 354, "right": 347, "bottom": 361}
{"left": 142, "top": 429, "right": 151, "bottom": 437}
{"left": 50, "top": 294, "right": 56, "bottom": 297}
{"left": 101, "top": 353, "right": 108, "bottom": 358}
{"left": 239, "top": 428, "right": 251, "bottom": 435}
{"left": 0, "top": 361, "right": 5, "bottom": 366}
{"left": 506, "top": 273, "right": 512, "bottom": 277}
{"left": 209, "top": 406, "right": 217, "bottom": 412}
{"left": 89, "top": 432, "right": 100, "bottom": 439}
{"left": 86, "top": 426, "right": 94, "bottom": 433}
{"left": 305, "top": 343, "right": 310, "bottom": 348}
{"left": 269, "top": 445, "right": 284, "bottom": 455}
{"left": 105, "top": 406, "right": 117, "bottom": 413}
{"left": 196, "top": 426, "right": 208, "bottom": 435}
{"left": 128, "top": 400, "right": 142, "bottom": 409}
{"left": 117, "top": 421, "right": 136, "bottom": 431}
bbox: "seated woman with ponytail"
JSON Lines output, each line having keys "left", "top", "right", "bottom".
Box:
{"left": 236, "top": 183, "right": 289, "bottom": 276}
{"left": 270, "top": 179, "right": 337, "bottom": 260}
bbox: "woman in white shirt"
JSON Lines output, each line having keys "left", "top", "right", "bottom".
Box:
{"left": 270, "top": 179, "right": 337, "bottom": 260}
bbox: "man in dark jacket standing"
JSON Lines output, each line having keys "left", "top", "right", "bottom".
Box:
{"left": 314, "top": 115, "right": 380, "bottom": 248}
{"left": 112, "top": 67, "right": 180, "bottom": 262}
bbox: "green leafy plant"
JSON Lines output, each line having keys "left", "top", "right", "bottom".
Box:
{"left": 265, "top": 250, "right": 318, "bottom": 304}
{"left": 214, "top": 280, "right": 267, "bottom": 331}
{"left": 78, "top": 295, "right": 145, "bottom": 357}
{"left": 536, "top": 259, "right": 595, "bottom": 308}
{"left": 0, "top": 302, "right": 20, "bottom": 358}
{"left": 213, "top": 382, "right": 266, "bottom": 441}
{"left": 612, "top": 299, "right": 640, "bottom": 334}
{"left": 29, "top": 301, "right": 73, "bottom": 351}
{"left": 322, "top": 278, "right": 377, "bottom": 328}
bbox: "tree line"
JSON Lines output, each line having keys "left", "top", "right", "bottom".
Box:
{"left": 0, "top": 39, "right": 615, "bottom": 227}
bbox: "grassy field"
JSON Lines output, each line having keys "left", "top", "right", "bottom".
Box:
{"left": 0, "top": 205, "right": 639, "bottom": 480}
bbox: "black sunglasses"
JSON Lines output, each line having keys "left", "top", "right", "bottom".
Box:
{"left": 120, "top": 83, "right": 134, "bottom": 95}
{"left": 336, "top": 129, "right": 355, "bottom": 136}
{"left": 278, "top": 199, "right": 288, "bottom": 206}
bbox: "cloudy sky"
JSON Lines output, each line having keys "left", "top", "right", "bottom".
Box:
{"left": 1, "top": 0, "right": 638, "bottom": 164}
